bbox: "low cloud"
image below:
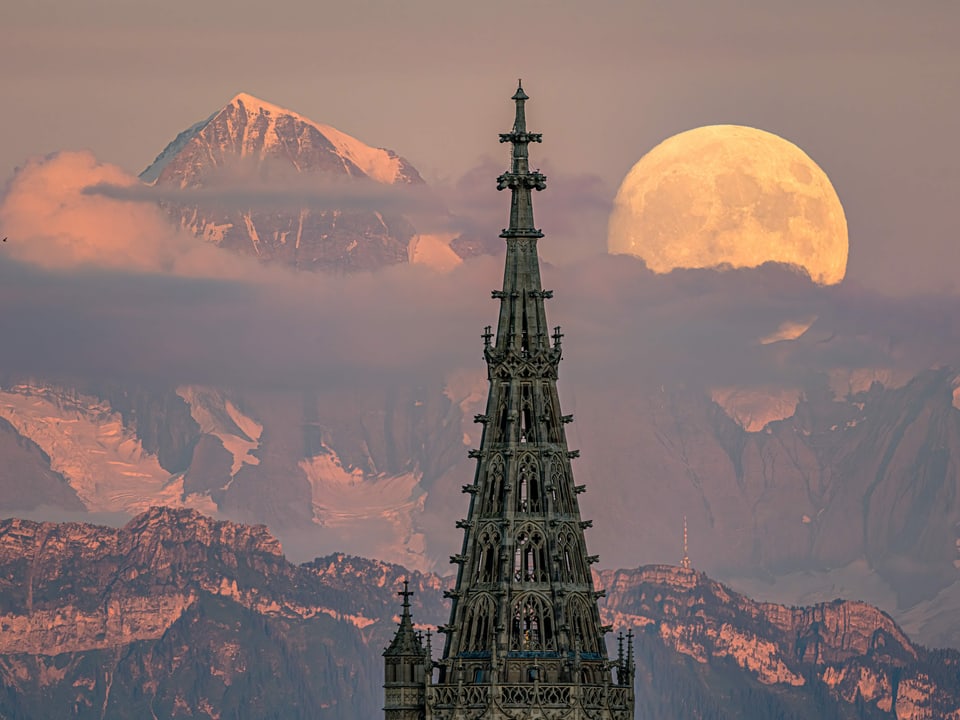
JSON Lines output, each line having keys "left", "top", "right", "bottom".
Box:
{"left": 1, "top": 150, "right": 958, "bottom": 399}
{"left": 0, "top": 151, "right": 270, "bottom": 279}
{"left": 85, "top": 156, "right": 449, "bottom": 219}
{"left": 442, "top": 157, "right": 613, "bottom": 264}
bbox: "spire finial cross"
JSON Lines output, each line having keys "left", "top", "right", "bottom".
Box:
{"left": 399, "top": 579, "right": 413, "bottom": 609}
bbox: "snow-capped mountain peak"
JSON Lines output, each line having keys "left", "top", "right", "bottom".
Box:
{"left": 136, "top": 91, "right": 435, "bottom": 271}
{"left": 228, "top": 92, "right": 300, "bottom": 119}
{"left": 141, "top": 92, "right": 420, "bottom": 188}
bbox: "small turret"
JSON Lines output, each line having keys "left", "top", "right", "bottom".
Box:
{"left": 383, "top": 580, "right": 428, "bottom": 720}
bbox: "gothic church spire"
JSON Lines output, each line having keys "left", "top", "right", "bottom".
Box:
{"left": 385, "top": 82, "right": 634, "bottom": 720}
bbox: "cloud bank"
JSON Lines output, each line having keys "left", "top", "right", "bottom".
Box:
{"left": 1, "top": 150, "right": 958, "bottom": 400}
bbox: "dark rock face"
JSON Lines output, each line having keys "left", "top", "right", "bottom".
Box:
{"left": 0, "top": 417, "right": 82, "bottom": 512}
{"left": 4, "top": 368, "right": 960, "bottom": 615}
{"left": 142, "top": 93, "right": 427, "bottom": 273}
{"left": 572, "top": 368, "right": 960, "bottom": 605}
{"left": 448, "top": 231, "right": 503, "bottom": 260}
{"left": 181, "top": 434, "right": 234, "bottom": 498}
{"left": 1, "top": 511, "right": 958, "bottom": 719}
{"left": 84, "top": 382, "right": 202, "bottom": 474}
{"left": 597, "top": 565, "right": 960, "bottom": 719}
{"left": 0, "top": 509, "right": 440, "bottom": 720}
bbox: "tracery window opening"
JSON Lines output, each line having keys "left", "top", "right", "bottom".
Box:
{"left": 474, "top": 529, "right": 500, "bottom": 584}
{"left": 557, "top": 532, "right": 584, "bottom": 583}
{"left": 513, "top": 528, "right": 548, "bottom": 582}
{"left": 573, "top": 538, "right": 587, "bottom": 582}
{"left": 510, "top": 595, "right": 555, "bottom": 651}
{"left": 520, "top": 384, "right": 534, "bottom": 444}
{"left": 521, "top": 302, "right": 530, "bottom": 357}
{"left": 545, "top": 386, "right": 563, "bottom": 443}
{"left": 496, "top": 390, "right": 511, "bottom": 442}
{"left": 550, "top": 460, "right": 569, "bottom": 513}
{"left": 486, "top": 456, "right": 504, "bottom": 515}
{"left": 516, "top": 454, "right": 541, "bottom": 513}
{"left": 462, "top": 596, "right": 496, "bottom": 652}
{"left": 567, "top": 598, "right": 599, "bottom": 655}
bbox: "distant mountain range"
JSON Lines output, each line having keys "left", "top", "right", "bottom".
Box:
{"left": 0, "top": 509, "right": 956, "bottom": 719}
{"left": 2, "top": 92, "right": 960, "bottom": 657}
{"left": 3, "top": 368, "right": 960, "bottom": 650}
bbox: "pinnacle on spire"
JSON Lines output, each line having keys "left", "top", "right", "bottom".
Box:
{"left": 512, "top": 79, "right": 528, "bottom": 101}
{"left": 400, "top": 578, "right": 413, "bottom": 611}
{"left": 497, "top": 81, "right": 546, "bottom": 238}
{"left": 510, "top": 80, "right": 529, "bottom": 135}
{"left": 384, "top": 579, "right": 425, "bottom": 658}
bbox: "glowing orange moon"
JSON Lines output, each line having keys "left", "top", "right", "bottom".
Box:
{"left": 607, "top": 125, "right": 848, "bottom": 285}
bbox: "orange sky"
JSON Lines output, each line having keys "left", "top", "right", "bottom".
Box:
{"left": 2, "top": 1, "right": 958, "bottom": 293}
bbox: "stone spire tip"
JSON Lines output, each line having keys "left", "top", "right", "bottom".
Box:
{"left": 512, "top": 79, "right": 528, "bottom": 101}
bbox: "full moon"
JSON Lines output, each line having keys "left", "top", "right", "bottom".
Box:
{"left": 607, "top": 125, "right": 848, "bottom": 285}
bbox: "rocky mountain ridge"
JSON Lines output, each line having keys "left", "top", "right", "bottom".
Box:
{"left": 0, "top": 509, "right": 958, "bottom": 719}
{"left": 6, "top": 92, "right": 959, "bottom": 653}
{"left": 599, "top": 565, "right": 960, "bottom": 718}
{"left": 140, "top": 92, "right": 481, "bottom": 272}
{"left": 3, "top": 367, "right": 960, "bottom": 649}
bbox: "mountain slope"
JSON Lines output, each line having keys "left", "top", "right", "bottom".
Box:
{"left": 141, "top": 93, "right": 427, "bottom": 272}
{"left": 0, "top": 416, "right": 82, "bottom": 513}
{"left": 1, "top": 510, "right": 958, "bottom": 719}
{"left": 4, "top": 368, "right": 960, "bottom": 636}
{"left": 600, "top": 565, "right": 960, "bottom": 718}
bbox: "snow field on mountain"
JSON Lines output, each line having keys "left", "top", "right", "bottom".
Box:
{"left": 144, "top": 92, "right": 407, "bottom": 187}
{"left": 311, "top": 119, "right": 404, "bottom": 184}
{"left": 300, "top": 447, "right": 427, "bottom": 568}
{"left": 409, "top": 232, "right": 463, "bottom": 271}
{"left": 139, "top": 114, "right": 215, "bottom": 184}
{"left": 0, "top": 386, "right": 211, "bottom": 514}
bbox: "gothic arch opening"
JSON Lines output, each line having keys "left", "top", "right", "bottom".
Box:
{"left": 496, "top": 388, "right": 511, "bottom": 442}
{"left": 485, "top": 455, "right": 505, "bottom": 515}
{"left": 550, "top": 458, "right": 570, "bottom": 513}
{"left": 510, "top": 593, "right": 556, "bottom": 652}
{"left": 473, "top": 526, "right": 501, "bottom": 584}
{"left": 557, "top": 531, "right": 586, "bottom": 583}
{"left": 544, "top": 384, "right": 562, "bottom": 443}
{"left": 513, "top": 525, "right": 548, "bottom": 583}
{"left": 520, "top": 383, "right": 534, "bottom": 443}
{"left": 515, "top": 453, "right": 541, "bottom": 513}
{"left": 566, "top": 596, "right": 600, "bottom": 655}
{"left": 461, "top": 594, "right": 497, "bottom": 653}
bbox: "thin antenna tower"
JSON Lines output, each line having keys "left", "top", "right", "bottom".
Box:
{"left": 681, "top": 515, "right": 691, "bottom": 569}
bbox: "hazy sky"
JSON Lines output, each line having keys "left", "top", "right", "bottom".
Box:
{"left": 3, "top": 2, "right": 960, "bottom": 584}
{"left": 3, "top": 0, "right": 958, "bottom": 293}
